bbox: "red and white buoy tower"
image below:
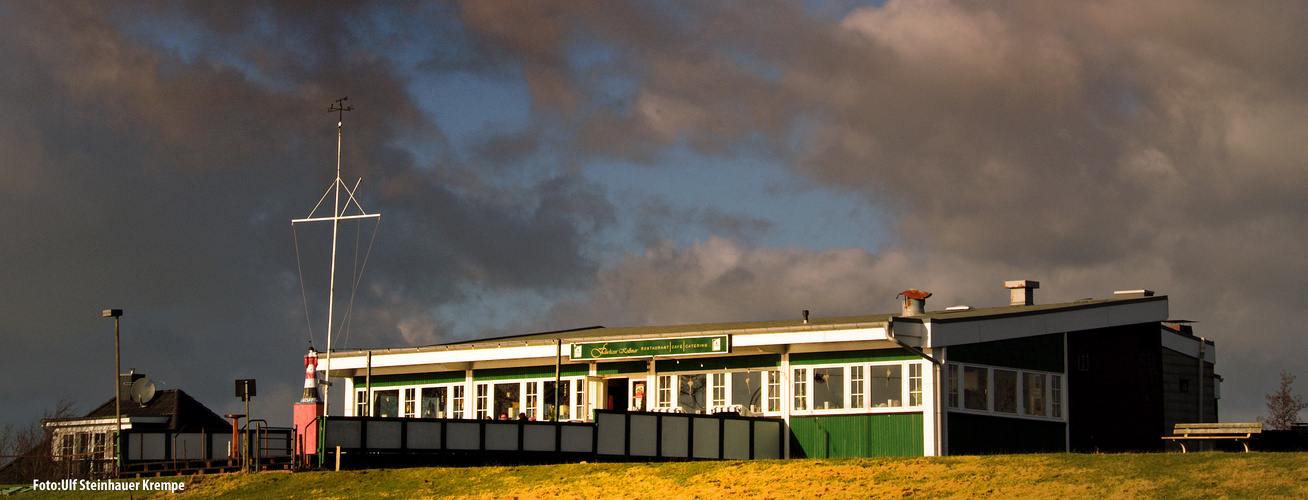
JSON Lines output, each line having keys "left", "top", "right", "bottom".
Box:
{"left": 293, "top": 348, "right": 323, "bottom": 458}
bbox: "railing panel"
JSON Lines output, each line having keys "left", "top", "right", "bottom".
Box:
{"left": 446, "top": 422, "right": 481, "bottom": 450}
{"left": 661, "top": 416, "right": 690, "bottom": 458}
{"left": 325, "top": 420, "right": 362, "bottom": 449}
{"left": 754, "top": 420, "right": 782, "bottom": 459}
{"left": 408, "top": 421, "right": 443, "bottom": 449}
{"left": 560, "top": 425, "right": 593, "bottom": 453}
{"left": 723, "top": 419, "right": 750, "bottom": 459}
{"left": 485, "top": 423, "right": 519, "bottom": 451}
{"left": 595, "top": 413, "right": 626, "bottom": 456}
{"left": 523, "top": 424, "right": 555, "bottom": 452}
{"left": 629, "top": 414, "right": 658, "bottom": 457}
{"left": 367, "top": 420, "right": 403, "bottom": 449}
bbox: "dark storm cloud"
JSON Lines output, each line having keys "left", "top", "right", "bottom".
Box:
{"left": 0, "top": 1, "right": 613, "bottom": 427}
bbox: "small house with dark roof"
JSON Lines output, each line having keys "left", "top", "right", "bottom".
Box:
{"left": 40, "top": 376, "right": 229, "bottom": 476}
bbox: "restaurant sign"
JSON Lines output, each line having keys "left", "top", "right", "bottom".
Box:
{"left": 569, "top": 336, "right": 730, "bottom": 360}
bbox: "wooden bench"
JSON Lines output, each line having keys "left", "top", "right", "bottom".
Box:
{"left": 1163, "top": 423, "right": 1262, "bottom": 452}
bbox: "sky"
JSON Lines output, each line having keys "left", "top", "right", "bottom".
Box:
{"left": 2, "top": 0, "right": 1306, "bottom": 431}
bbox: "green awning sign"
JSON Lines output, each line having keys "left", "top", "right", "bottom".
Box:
{"left": 570, "top": 336, "right": 730, "bottom": 360}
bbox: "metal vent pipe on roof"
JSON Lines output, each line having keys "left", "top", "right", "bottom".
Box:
{"left": 1005, "top": 280, "right": 1039, "bottom": 306}
{"left": 898, "top": 289, "right": 931, "bottom": 316}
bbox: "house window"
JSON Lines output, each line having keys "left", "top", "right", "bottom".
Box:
{"left": 1078, "top": 353, "right": 1090, "bottom": 371}
{"left": 994, "top": 369, "right": 1018, "bottom": 413}
{"left": 544, "top": 380, "right": 570, "bottom": 420}
{"left": 92, "top": 433, "right": 106, "bottom": 459}
{"left": 494, "top": 382, "right": 520, "bottom": 420}
{"left": 1179, "top": 379, "right": 1190, "bottom": 394}
{"left": 766, "top": 370, "right": 781, "bottom": 412}
{"left": 1023, "top": 373, "right": 1046, "bottom": 417}
{"left": 909, "top": 363, "right": 923, "bottom": 407}
{"left": 731, "top": 371, "right": 763, "bottom": 413}
{"left": 793, "top": 368, "right": 808, "bottom": 411}
{"left": 711, "top": 373, "right": 727, "bottom": 408}
{"left": 404, "top": 388, "right": 417, "bottom": 418}
{"left": 374, "top": 389, "right": 400, "bottom": 418}
{"left": 813, "top": 367, "right": 845, "bottom": 410}
{"left": 356, "top": 390, "right": 368, "bottom": 417}
{"left": 947, "top": 364, "right": 960, "bottom": 408}
{"left": 657, "top": 375, "right": 673, "bottom": 408}
{"left": 963, "top": 366, "right": 989, "bottom": 410}
{"left": 850, "top": 365, "right": 865, "bottom": 409}
{"left": 59, "top": 434, "right": 73, "bottom": 460}
{"left": 678, "top": 374, "right": 707, "bottom": 413}
{"left": 869, "top": 364, "right": 903, "bottom": 408}
{"left": 575, "top": 380, "right": 586, "bottom": 420}
{"left": 525, "top": 382, "right": 539, "bottom": 419}
{"left": 1051, "top": 375, "right": 1062, "bottom": 418}
{"left": 421, "top": 387, "right": 447, "bottom": 418}
{"left": 452, "top": 386, "right": 465, "bottom": 419}
{"left": 475, "top": 384, "right": 489, "bottom": 419}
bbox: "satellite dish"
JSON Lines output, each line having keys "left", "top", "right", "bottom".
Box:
{"left": 130, "top": 377, "right": 156, "bottom": 404}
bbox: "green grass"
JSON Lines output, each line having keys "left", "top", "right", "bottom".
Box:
{"left": 9, "top": 453, "right": 1308, "bottom": 499}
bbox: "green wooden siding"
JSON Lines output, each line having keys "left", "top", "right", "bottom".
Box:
{"left": 789, "top": 413, "right": 924, "bottom": 458}
{"left": 596, "top": 360, "right": 649, "bottom": 375}
{"left": 946, "top": 412, "right": 1066, "bottom": 454}
{"left": 655, "top": 354, "right": 781, "bottom": 373}
{"left": 790, "top": 348, "right": 918, "bottom": 366}
{"left": 474, "top": 364, "right": 590, "bottom": 381}
{"left": 948, "top": 333, "right": 1064, "bottom": 372}
{"left": 353, "top": 371, "right": 465, "bottom": 388}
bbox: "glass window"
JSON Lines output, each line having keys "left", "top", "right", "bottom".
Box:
{"left": 1051, "top": 375, "right": 1062, "bottom": 418}
{"left": 766, "top": 370, "right": 781, "bottom": 412}
{"left": 421, "top": 387, "right": 447, "bottom": 418}
{"left": 679, "top": 374, "right": 707, "bottom": 414}
{"left": 813, "top": 367, "right": 845, "bottom": 410}
{"left": 711, "top": 373, "right": 726, "bottom": 407}
{"left": 356, "top": 390, "right": 368, "bottom": 417}
{"left": 374, "top": 389, "right": 399, "bottom": 418}
{"left": 575, "top": 379, "right": 586, "bottom": 420}
{"left": 452, "top": 385, "right": 465, "bottom": 419}
{"left": 544, "top": 380, "right": 571, "bottom": 420}
{"left": 793, "top": 368, "right": 808, "bottom": 411}
{"left": 732, "top": 371, "right": 763, "bottom": 413}
{"left": 632, "top": 380, "right": 648, "bottom": 411}
{"left": 494, "top": 382, "right": 520, "bottom": 420}
{"left": 475, "top": 384, "right": 489, "bottom": 419}
{"left": 994, "top": 369, "right": 1018, "bottom": 413}
{"left": 1023, "top": 372, "right": 1046, "bottom": 416}
{"left": 869, "top": 364, "right": 903, "bottom": 408}
{"left": 404, "top": 388, "right": 417, "bottom": 418}
{"left": 657, "top": 375, "right": 672, "bottom": 408}
{"left": 947, "top": 364, "right": 960, "bottom": 408}
{"left": 909, "top": 364, "right": 923, "bottom": 407}
{"left": 526, "top": 382, "right": 539, "bottom": 419}
{"left": 850, "top": 366, "right": 865, "bottom": 409}
{"left": 963, "top": 366, "right": 988, "bottom": 410}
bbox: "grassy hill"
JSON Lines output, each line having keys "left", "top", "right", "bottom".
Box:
{"left": 11, "top": 452, "right": 1308, "bottom": 499}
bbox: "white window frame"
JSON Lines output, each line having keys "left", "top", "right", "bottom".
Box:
{"left": 947, "top": 362, "right": 1066, "bottom": 422}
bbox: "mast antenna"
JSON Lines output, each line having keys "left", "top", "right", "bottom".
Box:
{"left": 292, "top": 96, "right": 379, "bottom": 418}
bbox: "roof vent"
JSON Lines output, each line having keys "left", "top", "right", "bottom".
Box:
{"left": 1114, "top": 289, "right": 1155, "bottom": 299}
{"left": 898, "top": 289, "right": 932, "bottom": 317}
{"left": 945, "top": 305, "right": 973, "bottom": 312}
{"left": 1005, "top": 280, "right": 1040, "bottom": 306}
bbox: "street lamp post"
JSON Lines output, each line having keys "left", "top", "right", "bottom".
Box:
{"left": 102, "top": 309, "right": 123, "bottom": 476}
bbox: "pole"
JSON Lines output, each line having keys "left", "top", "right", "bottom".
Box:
{"left": 554, "top": 339, "right": 561, "bottom": 421}
{"left": 113, "top": 315, "right": 121, "bottom": 475}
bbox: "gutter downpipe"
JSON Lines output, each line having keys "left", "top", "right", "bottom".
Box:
{"left": 888, "top": 317, "right": 944, "bottom": 457}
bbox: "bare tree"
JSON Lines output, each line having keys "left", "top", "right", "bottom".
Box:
{"left": 1259, "top": 370, "right": 1308, "bottom": 430}
{"left": 0, "top": 398, "right": 78, "bottom": 482}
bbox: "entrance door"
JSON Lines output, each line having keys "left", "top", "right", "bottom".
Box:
{"left": 606, "top": 378, "right": 629, "bottom": 410}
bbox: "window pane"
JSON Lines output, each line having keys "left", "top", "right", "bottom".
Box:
{"left": 1022, "top": 373, "right": 1046, "bottom": 416}
{"left": 869, "top": 364, "right": 903, "bottom": 408}
{"left": 731, "top": 372, "right": 763, "bottom": 412}
{"left": 544, "top": 381, "right": 571, "bottom": 420}
{"left": 793, "top": 368, "right": 808, "bottom": 411}
{"left": 766, "top": 370, "right": 781, "bottom": 412}
{"left": 909, "top": 364, "right": 923, "bottom": 407}
{"left": 1051, "top": 375, "right": 1062, "bottom": 418}
{"left": 526, "top": 382, "right": 539, "bottom": 419}
{"left": 994, "top": 369, "right": 1017, "bottom": 413}
{"left": 404, "top": 388, "right": 417, "bottom": 417}
{"left": 947, "top": 364, "right": 959, "bottom": 408}
{"left": 712, "top": 373, "right": 726, "bottom": 407}
{"left": 453, "top": 386, "right": 465, "bottom": 419}
{"left": 658, "top": 375, "right": 672, "bottom": 407}
{"left": 963, "top": 366, "right": 988, "bottom": 410}
{"left": 494, "top": 382, "right": 520, "bottom": 420}
{"left": 678, "top": 374, "right": 707, "bottom": 414}
{"left": 374, "top": 389, "right": 399, "bottom": 418}
{"left": 575, "top": 379, "right": 586, "bottom": 420}
{"left": 356, "top": 390, "right": 369, "bottom": 417}
{"left": 850, "top": 366, "right": 865, "bottom": 409}
{"left": 422, "top": 387, "right": 447, "bottom": 418}
{"left": 813, "top": 367, "right": 845, "bottom": 410}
